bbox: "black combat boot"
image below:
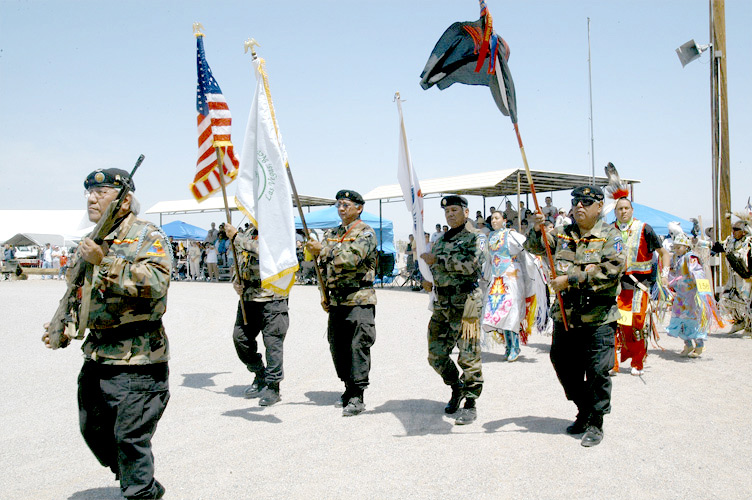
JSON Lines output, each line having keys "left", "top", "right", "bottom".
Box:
{"left": 244, "top": 373, "right": 266, "bottom": 399}
{"left": 581, "top": 414, "right": 604, "bottom": 447}
{"left": 566, "top": 411, "right": 590, "bottom": 435}
{"left": 444, "top": 382, "right": 464, "bottom": 415}
{"left": 259, "top": 382, "right": 281, "bottom": 406}
{"left": 454, "top": 398, "right": 477, "bottom": 425}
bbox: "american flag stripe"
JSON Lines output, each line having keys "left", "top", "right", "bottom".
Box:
{"left": 191, "top": 34, "right": 239, "bottom": 202}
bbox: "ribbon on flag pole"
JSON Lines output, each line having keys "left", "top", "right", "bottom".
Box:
{"left": 395, "top": 93, "right": 432, "bottom": 283}
{"left": 235, "top": 52, "right": 299, "bottom": 295}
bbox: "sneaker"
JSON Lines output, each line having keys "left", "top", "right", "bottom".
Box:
{"left": 335, "top": 394, "right": 346, "bottom": 408}
{"left": 630, "top": 367, "right": 644, "bottom": 376}
{"left": 342, "top": 396, "right": 365, "bottom": 417}
{"left": 581, "top": 425, "right": 604, "bottom": 447}
{"left": 259, "top": 386, "right": 281, "bottom": 406}
{"left": 335, "top": 387, "right": 353, "bottom": 408}
{"left": 454, "top": 407, "right": 477, "bottom": 425}
{"left": 244, "top": 379, "right": 266, "bottom": 399}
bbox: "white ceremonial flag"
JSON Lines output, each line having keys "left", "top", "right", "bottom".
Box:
{"left": 395, "top": 95, "right": 432, "bottom": 283}
{"left": 235, "top": 57, "right": 299, "bottom": 295}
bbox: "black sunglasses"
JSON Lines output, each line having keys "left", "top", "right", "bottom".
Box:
{"left": 571, "top": 197, "right": 597, "bottom": 207}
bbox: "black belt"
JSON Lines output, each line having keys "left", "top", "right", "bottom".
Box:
{"left": 90, "top": 320, "right": 163, "bottom": 341}
{"left": 435, "top": 282, "right": 478, "bottom": 296}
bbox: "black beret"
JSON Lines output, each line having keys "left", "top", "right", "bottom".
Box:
{"left": 335, "top": 189, "right": 364, "bottom": 205}
{"left": 571, "top": 185, "right": 604, "bottom": 201}
{"left": 84, "top": 168, "right": 135, "bottom": 191}
{"left": 441, "top": 195, "right": 468, "bottom": 208}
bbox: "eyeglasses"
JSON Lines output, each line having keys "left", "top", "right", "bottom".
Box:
{"left": 337, "top": 201, "right": 357, "bottom": 209}
{"left": 733, "top": 227, "right": 744, "bottom": 232}
{"left": 85, "top": 187, "right": 118, "bottom": 199}
{"left": 571, "top": 197, "right": 596, "bottom": 207}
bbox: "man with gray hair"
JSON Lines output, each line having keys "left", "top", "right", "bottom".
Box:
{"left": 43, "top": 167, "right": 171, "bottom": 499}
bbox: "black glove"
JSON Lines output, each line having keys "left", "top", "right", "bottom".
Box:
{"left": 711, "top": 241, "right": 724, "bottom": 254}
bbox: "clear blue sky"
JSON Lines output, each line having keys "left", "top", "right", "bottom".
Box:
{"left": 1, "top": 0, "right": 750, "bottom": 241}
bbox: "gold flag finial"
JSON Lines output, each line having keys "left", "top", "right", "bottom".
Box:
{"left": 193, "top": 22, "right": 204, "bottom": 37}
{"left": 244, "top": 38, "right": 260, "bottom": 56}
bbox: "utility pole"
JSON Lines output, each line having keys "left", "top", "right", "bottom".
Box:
{"left": 710, "top": 0, "right": 731, "bottom": 283}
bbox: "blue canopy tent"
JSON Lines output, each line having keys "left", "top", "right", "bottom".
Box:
{"left": 294, "top": 205, "right": 396, "bottom": 255}
{"left": 161, "top": 220, "right": 208, "bottom": 240}
{"left": 604, "top": 202, "right": 694, "bottom": 236}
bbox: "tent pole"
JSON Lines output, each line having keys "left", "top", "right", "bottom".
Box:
{"left": 379, "top": 199, "right": 383, "bottom": 253}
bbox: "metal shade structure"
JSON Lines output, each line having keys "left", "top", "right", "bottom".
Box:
{"left": 3, "top": 233, "right": 77, "bottom": 247}
{"left": 363, "top": 168, "right": 639, "bottom": 202}
{"left": 145, "top": 194, "right": 335, "bottom": 225}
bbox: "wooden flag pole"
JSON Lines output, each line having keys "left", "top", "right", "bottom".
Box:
{"left": 213, "top": 143, "right": 248, "bottom": 324}
{"left": 513, "top": 123, "right": 569, "bottom": 331}
{"left": 244, "top": 38, "right": 330, "bottom": 311}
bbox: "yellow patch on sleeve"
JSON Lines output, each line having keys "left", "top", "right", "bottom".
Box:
{"left": 146, "top": 239, "right": 166, "bottom": 257}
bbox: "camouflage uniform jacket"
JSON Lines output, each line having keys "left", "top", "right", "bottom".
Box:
{"left": 429, "top": 223, "right": 484, "bottom": 308}
{"left": 76, "top": 213, "right": 172, "bottom": 365}
{"left": 526, "top": 218, "right": 625, "bottom": 325}
{"left": 233, "top": 229, "right": 286, "bottom": 302}
{"left": 319, "top": 219, "right": 377, "bottom": 306}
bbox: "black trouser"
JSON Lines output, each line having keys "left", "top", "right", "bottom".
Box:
{"left": 232, "top": 299, "right": 289, "bottom": 384}
{"left": 78, "top": 361, "right": 169, "bottom": 499}
{"left": 327, "top": 305, "right": 376, "bottom": 393}
{"left": 550, "top": 321, "right": 615, "bottom": 421}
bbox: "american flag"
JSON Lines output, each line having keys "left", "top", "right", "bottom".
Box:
{"left": 191, "top": 34, "right": 239, "bottom": 201}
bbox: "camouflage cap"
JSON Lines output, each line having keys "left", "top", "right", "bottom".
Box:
{"left": 335, "top": 190, "right": 364, "bottom": 205}
{"left": 571, "top": 185, "right": 604, "bottom": 201}
{"left": 441, "top": 195, "right": 468, "bottom": 208}
{"left": 84, "top": 168, "right": 135, "bottom": 191}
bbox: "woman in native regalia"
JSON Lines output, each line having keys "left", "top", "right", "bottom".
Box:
{"left": 481, "top": 210, "right": 548, "bottom": 361}
{"left": 666, "top": 233, "right": 723, "bottom": 357}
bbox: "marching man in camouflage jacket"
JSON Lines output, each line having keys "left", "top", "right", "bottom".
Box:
{"left": 43, "top": 168, "right": 171, "bottom": 499}
{"left": 224, "top": 222, "right": 289, "bottom": 407}
{"left": 306, "top": 189, "right": 378, "bottom": 417}
{"left": 527, "top": 185, "right": 625, "bottom": 447}
{"left": 420, "top": 195, "right": 485, "bottom": 426}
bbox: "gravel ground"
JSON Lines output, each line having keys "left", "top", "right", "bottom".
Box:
{"left": 1, "top": 278, "right": 751, "bottom": 500}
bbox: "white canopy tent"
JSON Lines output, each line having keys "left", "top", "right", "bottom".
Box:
{"left": 0, "top": 210, "right": 92, "bottom": 243}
